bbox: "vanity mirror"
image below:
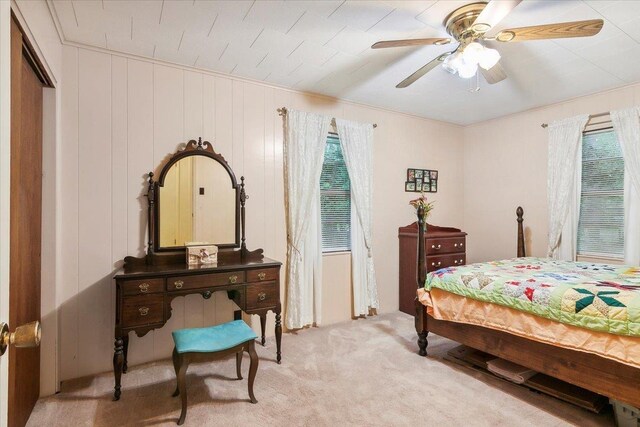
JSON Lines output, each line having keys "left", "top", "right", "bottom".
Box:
{"left": 157, "top": 141, "right": 239, "bottom": 250}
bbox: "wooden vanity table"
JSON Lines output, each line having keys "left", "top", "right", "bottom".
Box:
{"left": 112, "top": 138, "right": 281, "bottom": 401}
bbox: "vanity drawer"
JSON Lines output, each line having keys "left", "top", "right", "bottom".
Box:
{"left": 427, "top": 254, "right": 466, "bottom": 272}
{"left": 247, "top": 268, "right": 279, "bottom": 283}
{"left": 167, "top": 271, "right": 246, "bottom": 291}
{"left": 121, "top": 278, "right": 165, "bottom": 296}
{"left": 426, "top": 237, "right": 465, "bottom": 255}
{"left": 121, "top": 295, "right": 164, "bottom": 327}
{"left": 245, "top": 282, "right": 279, "bottom": 310}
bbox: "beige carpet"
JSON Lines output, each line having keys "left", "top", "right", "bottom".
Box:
{"left": 28, "top": 312, "right": 614, "bottom": 426}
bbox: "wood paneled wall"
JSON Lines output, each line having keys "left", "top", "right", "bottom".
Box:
{"left": 59, "top": 45, "right": 464, "bottom": 381}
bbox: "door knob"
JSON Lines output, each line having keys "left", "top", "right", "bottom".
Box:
{"left": 0, "top": 321, "right": 41, "bottom": 356}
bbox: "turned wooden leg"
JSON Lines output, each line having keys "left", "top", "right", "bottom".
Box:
{"left": 275, "top": 305, "right": 282, "bottom": 364}
{"left": 417, "top": 331, "right": 429, "bottom": 357}
{"left": 415, "top": 297, "right": 428, "bottom": 357}
{"left": 113, "top": 337, "right": 124, "bottom": 401}
{"left": 247, "top": 341, "right": 258, "bottom": 404}
{"left": 259, "top": 314, "right": 266, "bottom": 346}
{"left": 236, "top": 352, "right": 243, "bottom": 380}
{"left": 122, "top": 334, "right": 129, "bottom": 374}
{"left": 177, "top": 356, "right": 189, "bottom": 425}
{"left": 172, "top": 348, "right": 180, "bottom": 397}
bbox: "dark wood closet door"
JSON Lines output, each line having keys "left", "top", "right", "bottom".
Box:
{"left": 9, "top": 17, "right": 43, "bottom": 427}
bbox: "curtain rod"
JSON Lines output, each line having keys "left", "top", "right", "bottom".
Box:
{"left": 541, "top": 112, "right": 610, "bottom": 128}
{"left": 277, "top": 107, "right": 378, "bottom": 128}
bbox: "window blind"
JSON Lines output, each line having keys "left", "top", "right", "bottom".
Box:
{"left": 320, "top": 134, "right": 351, "bottom": 252}
{"left": 577, "top": 129, "right": 625, "bottom": 258}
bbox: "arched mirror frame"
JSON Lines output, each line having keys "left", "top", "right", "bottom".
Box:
{"left": 151, "top": 138, "right": 241, "bottom": 253}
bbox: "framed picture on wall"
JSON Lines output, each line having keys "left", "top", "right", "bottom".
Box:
{"left": 405, "top": 168, "right": 438, "bottom": 193}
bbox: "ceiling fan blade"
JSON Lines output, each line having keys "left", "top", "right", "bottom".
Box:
{"left": 472, "top": 0, "right": 522, "bottom": 33}
{"left": 494, "top": 19, "right": 604, "bottom": 42}
{"left": 396, "top": 53, "right": 451, "bottom": 89}
{"left": 372, "top": 38, "right": 451, "bottom": 49}
{"left": 480, "top": 62, "right": 507, "bottom": 84}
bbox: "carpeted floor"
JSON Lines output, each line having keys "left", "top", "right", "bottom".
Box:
{"left": 28, "top": 312, "right": 614, "bottom": 426}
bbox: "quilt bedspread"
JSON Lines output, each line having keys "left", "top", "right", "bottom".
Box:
{"left": 425, "top": 257, "right": 640, "bottom": 337}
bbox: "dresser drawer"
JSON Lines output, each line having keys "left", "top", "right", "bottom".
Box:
{"left": 121, "top": 278, "right": 165, "bottom": 296}
{"left": 122, "top": 295, "right": 164, "bottom": 327}
{"left": 245, "top": 282, "right": 279, "bottom": 310}
{"left": 427, "top": 254, "right": 466, "bottom": 272}
{"left": 247, "top": 268, "right": 279, "bottom": 283}
{"left": 167, "top": 271, "right": 245, "bottom": 291}
{"left": 426, "top": 237, "right": 465, "bottom": 255}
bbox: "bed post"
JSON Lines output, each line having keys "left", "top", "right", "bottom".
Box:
{"left": 415, "top": 205, "right": 428, "bottom": 356}
{"left": 516, "top": 206, "right": 525, "bottom": 257}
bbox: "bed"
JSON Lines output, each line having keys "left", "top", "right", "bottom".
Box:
{"left": 414, "top": 206, "right": 640, "bottom": 408}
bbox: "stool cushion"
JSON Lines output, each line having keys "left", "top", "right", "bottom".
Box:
{"left": 172, "top": 320, "right": 258, "bottom": 354}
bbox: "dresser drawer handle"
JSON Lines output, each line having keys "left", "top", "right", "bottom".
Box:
{"left": 139, "top": 307, "right": 149, "bottom": 316}
{"left": 431, "top": 244, "right": 441, "bottom": 250}
{"left": 258, "top": 292, "right": 266, "bottom": 301}
{"left": 454, "top": 242, "right": 464, "bottom": 248}
{"left": 459, "top": 259, "right": 464, "bottom": 264}
{"left": 229, "top": 275, "right": 238, "bottom": 284}
{"left": 139, "top": 283, "right": 150, "bottom": 293}
{"left": 174, "top": 280, "right": 184, "bottom": 289}
{"left": 258, "top": 272, "right": 266, "bottom": 281}
{"left": 454, "top": 260, "right": 459, "bottom": 265}
{"left": 431, "top": 261, "right": 441, "bottom": 267}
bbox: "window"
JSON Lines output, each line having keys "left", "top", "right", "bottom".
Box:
{"left": 320, "top": 133, "right": 351, "bottom": 252}
{"left": 577, "top": 129, "right": 625, "bottom": 259}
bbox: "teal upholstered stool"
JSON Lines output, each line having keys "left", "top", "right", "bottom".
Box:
{"left": 171, "top": 320, "right": 259, "bottom": 425}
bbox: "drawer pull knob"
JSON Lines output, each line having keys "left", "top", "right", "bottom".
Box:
{"left": 454, "top": 243, "right": 458, "bottom": 248}
{"left": 431, "top": 244, "right": 441, "bottom": 250}
{"left": 139, "top": 283, "right": 150, "bottom": 293}
{"left": 454, "top": 260, "right": 459, "bottom": 265}
{"left": 174, "top": 280, "right": 184, "bottom": 289}
{"left": 431, "top": 261, "right": 441, "bottom": 267}
{"left": 139, "top": 307, "right": 149, "bottom": 316}
{"left": 258, "top": 292, "right": 266, "bottom": 301}
{"left": 258, "top": 272, "right": 266, "bottom": 280}
{"left": 229, "top": 275, "right": 238, "bottom": 284}
{"left": 459, "top": 259, "right": 464, "bottom": 264}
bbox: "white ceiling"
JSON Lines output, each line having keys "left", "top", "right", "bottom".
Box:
{"left": 50, "top": 0, "right": 640, "bottom": 125}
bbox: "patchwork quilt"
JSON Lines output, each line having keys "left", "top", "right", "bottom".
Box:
{"left": 425, "top": 258, "right": 640, "bottom": 337}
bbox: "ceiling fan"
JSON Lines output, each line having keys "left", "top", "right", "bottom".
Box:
{"left": 372, "top": 1, "right": 604, "bottom": 88}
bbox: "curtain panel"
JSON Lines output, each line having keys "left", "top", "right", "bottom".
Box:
{"left": 547, "top": 115, "right": 589, "bottom": 260}
{"left": 611, "top": 107, "right": 640, "bottom": 265}
{"left": 283, "top": 110, "right": 331, "bottom": 329}
{"left": 336, "top": 119, "right": 379, "bottom": 315}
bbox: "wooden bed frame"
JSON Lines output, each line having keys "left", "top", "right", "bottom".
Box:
{"left": 414, "top": 206, "right": 640, "bottom": 408}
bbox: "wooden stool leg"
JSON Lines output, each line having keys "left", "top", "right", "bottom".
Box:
{"left": 236, "top": 351, "right": 243, "bottom": 380}
{"left": 172, "top": 348, "right": 180, "bottom": 397}
{"left": 247, "top": 341, "right": 258, "bottom": 404}
{"left": 177, "top": 356, "right": 189, "bottom": 425}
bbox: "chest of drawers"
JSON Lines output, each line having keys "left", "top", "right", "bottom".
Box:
{"left": 398, "top": 222, "right": 467, "bottom": 315}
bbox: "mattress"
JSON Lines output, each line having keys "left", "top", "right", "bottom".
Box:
{"left": 424, "top": 257, "right": 640, "bottom": 337}
{"left": 418, "top": 287, "right": 640, "bottom": 369}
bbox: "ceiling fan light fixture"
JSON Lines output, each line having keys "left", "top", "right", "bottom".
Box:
{"left": 478, "top": 48, "right": 501, "bottom": 70}
{"left": 462, "top": 42, "right": 484, "bottom": 64}
{"left": 457, "top": 61, "right": 478, "bottom": 79}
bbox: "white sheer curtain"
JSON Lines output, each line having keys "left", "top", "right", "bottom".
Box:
{"left": 611, "top": 107, "right": 640, "bottom": 265}
{"left": 284, "top": 110, "right": 331, "bottom": 329}
{"left": 547, "top": 115, "right": 589, "bottom": 259}
{"left": 336, "top": 119, "right": 379, "bottom": 316}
